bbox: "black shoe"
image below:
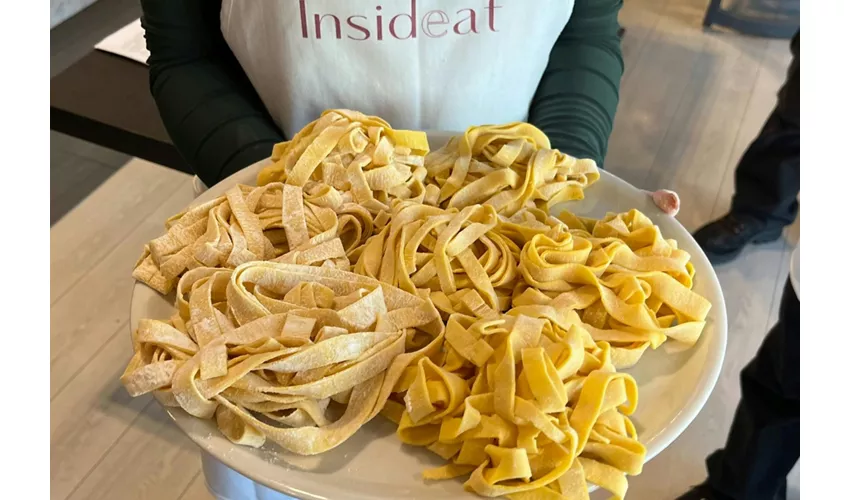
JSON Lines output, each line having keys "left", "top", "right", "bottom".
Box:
{"left": 675, "top": 484, "right": 726, "bottom": 500}
{"left": 693, "top": 212, "right": 783, "bottom": 264}
{"left": 675, "top": 481, "right": 787, "bottom": 500}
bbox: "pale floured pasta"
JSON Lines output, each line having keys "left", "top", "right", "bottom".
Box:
{"left": 133, "top": 182, "right": 367, "bottom": 294}
{"left": 257, "top": 109, "right": 431, "bottom": 215}
{"left": 125, "top": 110, "right": 711, "bottom": 499}
{"left": 122, "top": 262, "right": 444, "bottom": 455}
{"left": 424, "top": 123, "right": 600, "bottom": 215}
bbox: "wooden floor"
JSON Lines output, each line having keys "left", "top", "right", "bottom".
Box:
{"left": 50, "top": 0, "right": 138, "bottom": 225}
{"left": 49, "top": 1, "right": 799, "bottom": 498}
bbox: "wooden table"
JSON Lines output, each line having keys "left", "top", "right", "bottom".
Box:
{"left": 50, "top": 50, "right": 192, "bottom": 174}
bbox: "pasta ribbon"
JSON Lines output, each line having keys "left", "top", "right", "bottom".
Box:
{"left": 122, "top": 262, "right": 443, "bottom": 455}
{"left": 424, "top": 123, "right": 600, "bottom": 215}
{"left": 354, "top": 201, "right": 519, "bottom": 315}
{"left": 133, "top": 183, "right": 354, "bottom": 294}
{"left": 258, "top": 109, "right": 431, "bottom": 214}
{"left": 391, "top": 310, "right": 645, "bottom": 498}
{"left": 353, "top": 200, "right": 709, "bottom": 369}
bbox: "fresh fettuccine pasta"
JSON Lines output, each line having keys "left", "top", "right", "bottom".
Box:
{"left": 133, "top": 182, "right": 373, "bottom": 294}
{"left": 424, "top": 123, "right": 600, "bottom": 216}
{"left": 257, "top": 109, "right": 431, "bottom": 215}
{"left": 362, "top": 203, "right": 710, "bottom": 498}
{"left": 383, "top": 312, "right": 644, "bottom": 499}
{"left": 354, "top": 200, "right": 709, "bottom": 369}
{"left": 125, "top": 110, "right": 712, "bottom": 499}
{"left": 122, "top": 262, "right": 444, "bottom": 454}
{"left": 354, "top": 201, "right": 521, "bottom": 317}
{"left": 136, "top": 109, "right": 434, "bottom": 295}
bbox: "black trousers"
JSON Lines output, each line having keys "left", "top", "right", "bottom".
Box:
{"left": 731, "top": 32, "right": 800, "bottom": 227}
{"left": 705, "top": 279, "right": 800, "bottom": 500}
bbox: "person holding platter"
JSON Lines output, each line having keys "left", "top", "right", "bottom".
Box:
{"left": 142, "top": 0, "right": 624, "bottom": 188}
{"left": 140, "top": 1, "right": 679, "bottom": 498}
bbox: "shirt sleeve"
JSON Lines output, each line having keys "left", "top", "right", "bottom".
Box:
{"left": 141, "top": 0, "right": 285, "bottom": 186}
{"left": 528, "top": 0, "right": 624, "bottom": 167}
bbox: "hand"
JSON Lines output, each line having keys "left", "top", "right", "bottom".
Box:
{"left": 646, "top": 189, "right": 680, "bottom": 217}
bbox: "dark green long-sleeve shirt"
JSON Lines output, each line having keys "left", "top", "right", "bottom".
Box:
{"left": 141, "top": 0, "right": 623, "bottom": 187}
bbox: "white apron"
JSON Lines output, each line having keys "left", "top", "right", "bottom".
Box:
{"left": 205, "top": 2, "right": 574, "bottom": 498}
{"left": 221, "top": 0, "right": 573, "bottom": 135}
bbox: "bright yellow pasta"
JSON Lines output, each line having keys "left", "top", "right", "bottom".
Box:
{"left": 353, "top": 201, "right": 709, "bottom": 369}
{"left": 383, "top": 311, "right": 645, "bottom": 498}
